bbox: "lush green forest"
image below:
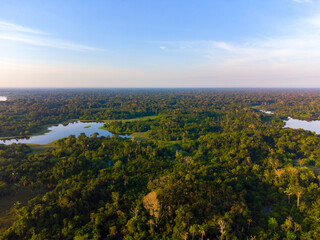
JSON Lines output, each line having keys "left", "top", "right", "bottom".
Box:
{"left": 2, "top": 89, "right": 320, "bottom": 239}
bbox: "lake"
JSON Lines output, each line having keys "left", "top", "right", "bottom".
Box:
{"left": 0, "top": 121, "right": 130, "bottom": 145}
{"left": 260, "top": 109, "right": 320, "bottom": 134}
{"left": 0, "top": 96, "right": 7, "bottom": 101}
{"left": 284, "top": 117, "right": 320, "bottom": 134}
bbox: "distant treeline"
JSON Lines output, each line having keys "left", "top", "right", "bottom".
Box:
{"left": 1, "top": 89, "right": 320, "bottom": 239}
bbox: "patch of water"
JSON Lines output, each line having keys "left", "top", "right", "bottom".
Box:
{"left": 260, "top": 109, "right": 320, "bottom": 134}
{"left": 0, "top": 121, "right": 130, "bottom": 145}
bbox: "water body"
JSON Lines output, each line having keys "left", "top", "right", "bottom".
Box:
{"left": 260, "top": 109, "right": 320, "bottom": 134}
{"left": 260, "top": 110, "right": 274, "bottom": 115}
{"left": 0, "top": 121, "right": 130, "bottom": 145}
{"left": 0, "top": 96, "right": 7, "bottom": 101}
{"left": 284, "top": 117, "right": 320, "bottom": 134}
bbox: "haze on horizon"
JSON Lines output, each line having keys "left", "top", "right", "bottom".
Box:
{"left": 1, "top": 0, "right": 320, "bottom": 88}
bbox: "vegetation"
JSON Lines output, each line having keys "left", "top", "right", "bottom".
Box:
{"left": 1, "top": 89, "right": 320, "bottom": 239}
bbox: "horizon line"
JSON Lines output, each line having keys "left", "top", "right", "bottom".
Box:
{"left": 1, "top": 87, "right": 320, "bottom": 90}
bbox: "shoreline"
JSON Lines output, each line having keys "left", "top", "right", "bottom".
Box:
{"left": 0, "top": 115, "right": 158, "bottom": 141}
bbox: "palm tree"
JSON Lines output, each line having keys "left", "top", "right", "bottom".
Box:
{"left": 274, "top": 168, "right": 285, "bottom": 185}
{"left": 284, "top": 186, "right": 294, "bottom": 203}
{"left": 189, "top": 225, "right": 198, "bottom": 240}
{"left": 198, "top": 225, "right": 206, "bottom": 240}
{"left": 181, "top": 232, "right": 188, "bottom": 240}
{"left": 293, "top": 185, "right": 304, "bottom": 208}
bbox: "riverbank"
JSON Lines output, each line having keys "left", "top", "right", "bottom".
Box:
{"left": 0, "top": 119, "right": 77, "bottom": 141}
{"left": 0, "top": 115, "right": 158, "bottom": 143}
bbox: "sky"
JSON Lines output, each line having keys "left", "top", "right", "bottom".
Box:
{"left": 0, "top": 0, "right": 320, "bottom": 88}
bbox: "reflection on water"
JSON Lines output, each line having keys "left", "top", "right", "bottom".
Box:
{"left": 0, "top": 121, "right": 130, "bottom": 145}
{"left": 260, "top": 109, "right": 320, "bottom": 134}
{"left": 284, "top": 117, "right": 320, "bottom": 134}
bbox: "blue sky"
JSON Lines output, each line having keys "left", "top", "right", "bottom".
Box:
{"left": 0, "top": 0, "right": 319, "bottom": 87}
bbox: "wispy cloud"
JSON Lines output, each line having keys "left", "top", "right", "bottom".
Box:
{"left": 159, "top": 14, "right": 320, "bottom": 69}
{"left": 292, "top": 0, "right": 312, "bottom": 3}
{"left": 153, "top": 11, "right": 320, "bottom": 87}
{"left": 0, "top": 34, "right": 100, "bottom": 51}
{"left": 0, "top": 21, "right": 45, "bottom": 34}
{"left": 0, "top": 20, "right": 99, "bottom": 51}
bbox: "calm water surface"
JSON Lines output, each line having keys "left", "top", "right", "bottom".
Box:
{"left": 284, "top": 117, "right": 320, "bottom": 134}
{"left": 0, "top": 121, "right": 129, "bottom": 145}
{"left": 6, "top": 109, "right": 320, "bottom": 145}
{"left": 260, "top": 109, "right": 320, "bottom": 134}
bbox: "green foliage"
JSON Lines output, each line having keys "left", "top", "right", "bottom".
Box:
{"left": 1, "top": 89, "right": 320, "bottom": 239}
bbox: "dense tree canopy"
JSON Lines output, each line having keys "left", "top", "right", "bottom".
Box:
{"left": 1, "top": 89, "right": 320, "bottom": 239}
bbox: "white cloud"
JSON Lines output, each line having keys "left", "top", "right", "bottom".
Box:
{"left": 160, "top": 14, "right": 320, "bottom": 69}
{"left": 0, "top": 21, "right": 44, "bottom": 34}
{"left": 152, "top": 11, "right": 320, "bottom": 87}
{"left": 0, "top": 34, "right": 100, "bottom": 51}
{"left": 292, "top": 0, "right": 312, "bottom": 3}
{"left": 0, "top": 20, "right": 99, "bottom": 51}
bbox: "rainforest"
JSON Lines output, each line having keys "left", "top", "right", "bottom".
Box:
{"left": 1, "top": 89, "right": 320, "bottom": 239}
